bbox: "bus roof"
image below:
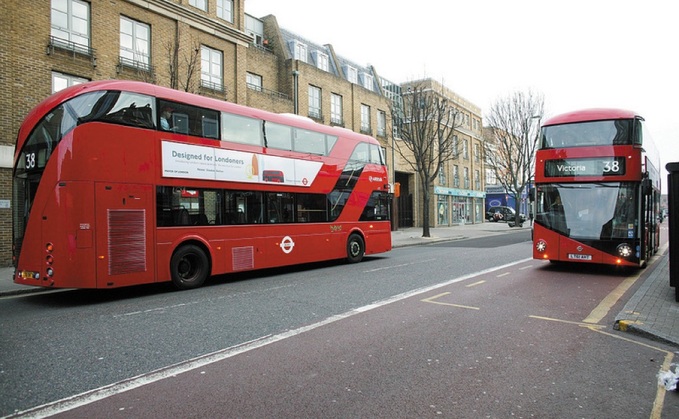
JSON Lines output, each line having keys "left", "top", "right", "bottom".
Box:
{"left": 19, "top": 80, "right": 381, "bottom": 146}
{"left": 542, "top": 108, "right": 641, "bottom": 127}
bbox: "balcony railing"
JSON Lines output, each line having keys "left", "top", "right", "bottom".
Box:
{"left": 200, "top": 79, "right": 226, "bottom": 94}
{"left": 117, "top": 56, "right": 154, "bottom": 74}
{"left": 246, "top": 83, "right": 289, "bottom": 100}
{"left": 330, "top": 117, "right": 344, "bottom": 127}
{"left": 47, "top": 35, "right": 96, "bottom": 66}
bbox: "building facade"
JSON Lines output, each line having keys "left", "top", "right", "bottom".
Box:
{"left": 0, "top": 0, "right": 483, "bottom": 265}
{"left": 400, "top": 79, "right": 485, "bottom": 227}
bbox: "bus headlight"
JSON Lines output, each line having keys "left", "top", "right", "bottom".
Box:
{"left": 535, "top": 239, "right": 547, "bottom": 253}
{"left": 617, "top": 243, "right": 632, "bottom": 258}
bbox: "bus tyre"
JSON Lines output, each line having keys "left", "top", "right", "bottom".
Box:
{"left": 170, "top": 244, "right": 209, "bottom": 290}
{"left": 347, "top": 233, "right": 365, "bottom": 263}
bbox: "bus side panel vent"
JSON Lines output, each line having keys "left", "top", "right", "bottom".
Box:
{"left": 232, "top": 246, "right": 254, "bottom": 271}
{"left": 108, "top": 209, "right": 147, "bottom": 275}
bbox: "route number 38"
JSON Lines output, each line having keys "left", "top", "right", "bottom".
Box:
{"left": 25, "top": 152, "right": 36, "bottom": 170}
{"left": 602, "top": 160, "right": 620, "bottom": 173}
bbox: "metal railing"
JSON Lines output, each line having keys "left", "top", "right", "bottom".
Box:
{"left": 117, "top": 56, "right": 153, "bottom": 74}
{"left": 47, "top": 35, "right": 96, "bottom": 67}
{"left": 200, "top": 79, "right": 226, "bottom": 94}
{"left": 246, "top": 83, "right": 289, "bottom": 100}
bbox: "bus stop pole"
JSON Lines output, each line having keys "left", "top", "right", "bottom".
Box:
{"left": 666, "top": 162, "right": 679, "bottom": 302}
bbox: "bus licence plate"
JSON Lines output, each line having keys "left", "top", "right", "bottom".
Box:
{"left": 568, "top": 254, "right": 592, "bottom": 261}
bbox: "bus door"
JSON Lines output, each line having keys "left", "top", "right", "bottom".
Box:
{"left": 95, "top": 183, "right": 155, "bottom": 288}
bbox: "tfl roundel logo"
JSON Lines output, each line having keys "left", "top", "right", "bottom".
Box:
{"left": 279, "top": 236, "right": 295, "bottom": 254}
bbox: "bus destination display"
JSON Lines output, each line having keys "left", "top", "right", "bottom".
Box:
{"left": 544, "top": 157, "right": 626, "bottom": 177}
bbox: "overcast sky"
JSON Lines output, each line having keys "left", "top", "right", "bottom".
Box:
{"left": 246, "top": 0, "right": 678, "bottom": 192}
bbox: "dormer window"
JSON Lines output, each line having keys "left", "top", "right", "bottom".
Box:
{"left": 361, "top": 72, "right": 374, "bottom": 91}
{"left": 312, "top": 50, "right": 329, "bottom": 72}
{"left": 289, "top": 40, "right": 308, "bottom": 63}
{"left": 344, "top": 65, "right": 357, "bottom": 83}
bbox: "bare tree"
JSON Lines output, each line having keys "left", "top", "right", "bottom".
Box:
{"left": 166, "top": 34, "right": 201, "bottom": 93}
{"left": 392, "top": 81, "right": 463, "bottom": 237}
{"left": 484, "top": 90, "right": 544, "bottom": 227}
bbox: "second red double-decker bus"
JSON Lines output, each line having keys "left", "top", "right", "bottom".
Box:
{"left": 13, "top": 80, "right": 392, "bottom": 290}
{"left": 532, "top": 108, "right": 661, "bottom": 267}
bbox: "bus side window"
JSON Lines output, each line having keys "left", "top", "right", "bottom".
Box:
{"left": 172, "top": 113, "right": 189, "bottom": 134}
{"left": 222, "top": 113, "right": 263, "bottom": 145}
{"left": 203, "top": 118, "right": 218, "bottom": 139}
{"left": 266, "top": 122, "right": 293, "bottom": 150}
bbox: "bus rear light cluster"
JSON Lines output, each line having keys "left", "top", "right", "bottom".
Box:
{"left": 45, "top": 242, "right": 54, "bottom": 279}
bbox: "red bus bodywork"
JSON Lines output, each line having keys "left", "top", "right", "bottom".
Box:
{"left": 13, "top": 81, "right": 392, "bottom": 289}
{"left": 532, "top": 108, "right": 661, "bottom": 267}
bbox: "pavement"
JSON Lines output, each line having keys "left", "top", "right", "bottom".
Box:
{"left": 1, "top": 221, "right": 677, "bottom": 347}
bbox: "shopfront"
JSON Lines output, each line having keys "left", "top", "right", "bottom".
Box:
{"left": 434, "top": 186, "right": 486, "bottom": 226}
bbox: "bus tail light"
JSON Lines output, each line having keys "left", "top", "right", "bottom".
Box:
{"left": 45, "top": 242, "right": 54, "bottom": 279}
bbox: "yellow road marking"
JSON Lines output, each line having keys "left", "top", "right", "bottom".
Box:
{"left": 585, "top": 326, "right": 674, "bottom": 419}
{"left": 582, "top": 274, "right": 640, "bottom": 324}
{"left": 584, "top": 243, "right": 668, "bottom": 325}
{"left": 528, "top": 315, "right": 606, "bottom": 329}
{"left": 466, "top": 280, "right": 486, "bottom": 288}
{"left": 496, "top": 272, "right": 510, "bottom": 278}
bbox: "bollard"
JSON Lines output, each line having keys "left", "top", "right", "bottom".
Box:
{"left": 666, "top": 162, "right": 679, "bottom": 302}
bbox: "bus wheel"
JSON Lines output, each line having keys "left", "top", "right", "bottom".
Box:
{"left": 347, "top": 233, "right": 365, "bottom": 263}
{"left": 170, "top": 244, "right": 209, "bottom": 290}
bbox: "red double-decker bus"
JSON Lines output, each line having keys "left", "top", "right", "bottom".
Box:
{"left": 13, "top": 80, "right": 392, "bottom": 290}
{"left": 532, "top": 108, "right": 661, "bottom": 267}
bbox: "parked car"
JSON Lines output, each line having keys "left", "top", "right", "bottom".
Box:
{"left": 486, "top": 206, "right": 526, "bottom": 223}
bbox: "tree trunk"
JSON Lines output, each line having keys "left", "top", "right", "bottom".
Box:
{"left": 421, "top": 179, "right": 431, "bottom": 237}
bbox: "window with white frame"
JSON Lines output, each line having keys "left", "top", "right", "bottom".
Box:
{"left": 120, "top": 16, "right": 150, "bottom": 69}
{"left": 345, "top": 65, "right": 358, "bottom": 84}
{"left": 474, "top": 143, "right": 480, "bottom": 162}
{"left": 474, "top": 170, "right": 481, "bottom": 190}
{"left": 290, "top": 40, "right": 308, "bottom": 63}
{"left": 463, "top": 139, "right": 469, "bottom": 159}
{"left": 308, "top": 85, "right": 322, "bottom": 119}
{"left": 51, "top": 0, "right": 90, "bottom": 49}
{"left": 52, "top": 71, "right": 87, "bottom": 93}
{"left": 217, "top": 0, "right": 233, "bottom": 22}
{"left": 377, "top": 110, "right": 386, "bottom": 137}
{"left": 246, "top": 72, "right": 262, "bottom": 91}
{"left": 189, "top": 0, "right": 207, "bottom": 11}
{"left": 201, "top": 45, "right": 223, "bottom": 90}
{"left": 360, "top": 104, "right": 371, "bottom": 133}
{"left": 464, "top": 167, "right": 470, "bottom": 188}
{"left": 331, "top": 93, "right": 343, "bottom": 125}
{"left": 361, "top": 72, "right": 374, "bottom": 90}
{"left": 245, "top": 15, "right": 264, "bottom": 45}
{"left": 453, "top": 135, "right": 459, "bottom": 158}
{"left": 453, "top": 165, "right": 460, "bottom": 187}
{"left": 485, "top": 168, "right": 497, "bottom": 185}
{"left": 439, "top": 163, "right": 447, "bottom": 185}
{"left": 313, "top": 51, "right": 329, "bottom": 71}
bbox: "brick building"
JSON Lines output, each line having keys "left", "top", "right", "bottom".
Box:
{"left": 0, "top": 0, "right": 483, "bottom": 266}
{"left": 400, "top": 79, "right": 485, "bottom": 227}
